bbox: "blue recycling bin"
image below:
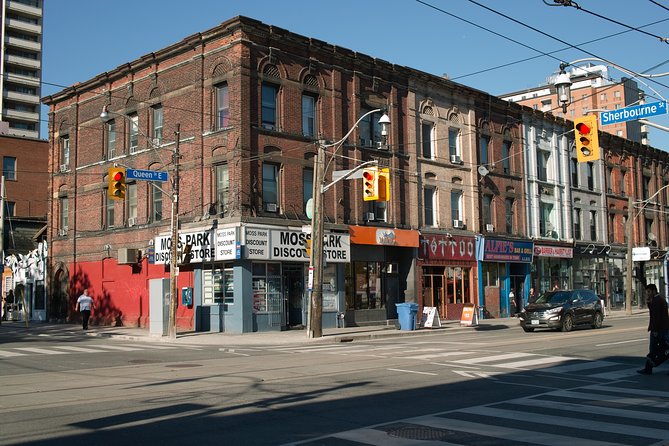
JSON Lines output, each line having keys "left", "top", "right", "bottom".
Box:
{"left": 396, "top": 302, "right": 419, "bottom": 331}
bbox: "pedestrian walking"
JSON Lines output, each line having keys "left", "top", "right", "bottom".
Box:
{"left": 76, "top": 289, "right": 94, "bottom": 330}
{"left": 637, "top": 283, "right": 669, "bottom": 375}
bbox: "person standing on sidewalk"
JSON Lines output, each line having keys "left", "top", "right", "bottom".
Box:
{"left": 76, "top": 289, "right": 94, "bottom": 330}
{"left": 637, "top": 283, "right": 669, "bottom": 375}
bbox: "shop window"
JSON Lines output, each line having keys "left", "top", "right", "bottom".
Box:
{"left": 203, "top": 265, "right": 234, "bottom": 305}
{"left": 252, "top": 262, "right": 282, "bottom": 314}
{"left": 348, "top": 262, "right": 385, "bottom": 310}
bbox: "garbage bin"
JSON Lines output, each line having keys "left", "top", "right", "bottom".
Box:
{"left": 396, "top": 302, "right": 419, "bottom": 331}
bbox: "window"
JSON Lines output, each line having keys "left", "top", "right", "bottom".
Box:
{"left": 261, "top": 83, "right": 278, "bottom": 130}
{"left": 590, "top": 210, "right": 597, "bottom": 240}
{"left": 359, "top": 110, "right": 384, "bottom": 147}
{"left": 3, "top": 157, "right": 16, "bottom": 181}
{"left": 451, "top": 190, "right": 462, "bottom": 223}
{"left": 262, "top": 163, "right": 279, "bottom": 211}
{"left": 152, "top": 105, "right": 163, "bottom": 145}
{"left": 606, "top": 167, "right": 613, "bottom": 192}
{"left": 303, "top": 168, "right": 313, "bottom": 215}
{"left": 573, "top": 208, "right": 581, "bottom": 240}
{"left": 502, "top": 140, "right": 511, "bottom": 174}
{"left": 127, "top": 183, "right": 137, "bottom": 222}
{"left": 216, "top": 164, "right": 229, "bottom": 216}
{"left": 480, "top": 135, "right": 490, "bottom": 165}
{"left": 540, "top": 202, "right": 554, "bottom": 238}
{"left": 128, "top": 113, "right": 139, "bottom": 153}
{"left": 5, "top": 201, "right": 15, "bottom": 217}
{"left": 642, "top": 175, "right": 650, "bottom": 200}
{"left": 369, "top": 201, "right": 387, "bottom": 222}
{"left": 620, "top": 170, "right": 626, "bottom": 195}
{"left": 448, "top": 128, "right": 460, "bottom": 157}
{"left": 600, "top": 93, "right": 607, "bottom": 101}
{"left": 60, "top": 197, "right": 68, "bottom": 231}
{"left": 203, "top": 266, "right": 234, "bottom": 305}
{"left": 614, "top": 90, "right": 621, "bottom": 99}
{"left": 623, "top": 214, "right": 628, "bottom": 243}
{"left": 60, "top": 136, "right": 70, "bottom": 167}
{"left": 586, "top": 162, "right": 594, "bottom": 191}
{"left": 505, "top": 198, "right": 514, "bottom": 233}
{"left": 151, "top": 184, "right": 162, "bottom": 222}
{"left": 570, "top": 158, "right": 578, "bottom": 187}
{"left": 537, "top": 151, "right": 549, "bottom": 182}
{"left": 424, "top": 187, "right": 436, "bottom": 227}
{"left": 302, "top": 94, "right": 316, "bottom": 137}
{"left": 215, "top": 84, "right": 230, "bottom": 129}
{"left": 106, "top": 120, "right": 116, "bottom": 158}
{"left": 106, "top": 193, "right": 114, "bottom": 228}
{"left": 482, "top": 195, "right": 492, "bottom": 226}
{"left": 609, "top": 213, "right": 615, "bottom": 241}
{"left": 422, "top": 122, "right": 434, "bottom": 159}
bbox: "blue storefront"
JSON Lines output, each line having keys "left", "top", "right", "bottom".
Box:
{"left": 477, "top": 236, "right": 534, "bottom": 319}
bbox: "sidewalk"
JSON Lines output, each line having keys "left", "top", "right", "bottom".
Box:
{"left": 0, "top": 308, "right": 647, "bottom": 347}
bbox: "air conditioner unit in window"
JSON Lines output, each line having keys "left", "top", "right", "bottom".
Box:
{"left": 60, "top": 164, "right": 68, "bottom": 172}
{"left": 127, "top": 217, "right": 137, "bottom": 227}
{"left": 450, "top": 155, "right": 463, "bottom": 165}
{"left": 152, "top": 138, "right": 162, "bottom": 147}
{"left": 117, "top": 248, "right": 138, "bottom": 265}
{"left": 58, "top": 227, "right": 68, "bottom": 236}
{"left": 129, "top": 145, "right": 138, "bottom": 154}
{"left": 453, "top": 219, "right": 464, "bottom": 229}
{"left": 486, "top": 224, "right": 495, "bottom": 232}
{"left": 265, "top": 203, "right": 278, "bottom": 213}
{"left": 364, "top": 212, "right": 375, "bottom": 221}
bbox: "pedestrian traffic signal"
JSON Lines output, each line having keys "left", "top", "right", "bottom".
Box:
{"left": 362, "top": 167, "right": 379, "bottom": 201}
{"left": 377, "top": 168, "right": 390, "bottom": 202}
{"left": 574, "top": 115, "right": 600, "bottom": 163}
{"left": 108, "top": 167, "right": 126, "bottom": 200}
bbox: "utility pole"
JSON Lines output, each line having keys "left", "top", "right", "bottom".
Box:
{"left": 308, "top": 142, "right": 326, "bottom": 339}
{"left": 625, "top": 195, "right": 633, "bottom": 316}
{"left": 168, "top": 124, "right": 181, "bottom": 339}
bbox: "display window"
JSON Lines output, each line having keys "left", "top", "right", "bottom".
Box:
{"left": 252, "top": 262, "right": 282, "bottom": 314}
{"left": 202, "top": 263, "right": 233, "bottom": 305}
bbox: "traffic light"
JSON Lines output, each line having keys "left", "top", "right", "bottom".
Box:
{"left": 362, "top": 167, "right": 379, "bottom": 201}
{"left": 377, "top": 168, "right": 390, "bottom": 202}
{"left": 574, "top": 115, "right": 600, "bottom": 163}
{"left": 108, "top": 167, "right": 126, "bottom": 200}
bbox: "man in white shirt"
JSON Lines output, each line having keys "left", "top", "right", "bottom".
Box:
{"left": 76, "top": 289, "right": 94, "bottom": 330}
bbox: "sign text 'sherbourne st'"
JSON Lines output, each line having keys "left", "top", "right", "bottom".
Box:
{"left": 600, "top": 101, "right": 667, "bottom": 126}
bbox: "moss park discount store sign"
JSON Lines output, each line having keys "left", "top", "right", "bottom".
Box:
{"left": 152, "top": 225, "right": 350, "bottom": 264}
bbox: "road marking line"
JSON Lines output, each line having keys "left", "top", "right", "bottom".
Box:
{"left": 453, "top": 352, "right": 534, "bottom": 365}
{"left": 14, "top": 347, "right": 68, "bottom": 355}
{"left": 0, "top": 350, "right": 25, "bottom": 357}
{"left": 596, "top": 338, "right": 646, "bottom": 347}
{"left": 92, "top": 345, "right": 144, "bottom": 351}
{"left": 387, "top": 368, "right": 438, "bottom": 376}
{"left": 52, "top": 346, "right": 107, "bottom": 353}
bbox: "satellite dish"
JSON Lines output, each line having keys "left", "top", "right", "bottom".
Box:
{"left": 478, "top": 165, "right": 489, "bottom": 177}
{"left": 649, "top": 233, "right": 657, "bottom": 241}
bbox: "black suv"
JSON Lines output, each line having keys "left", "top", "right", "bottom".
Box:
{"left": 519, "top": 289, "right": 604, "bottom": 332}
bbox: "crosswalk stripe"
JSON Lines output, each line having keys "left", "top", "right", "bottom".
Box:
{"left": 452, "top": 352, "right": 534, "bottom": 365}
{"left": 0, "top": 349, "right": 25, "bottom": 357}
{"left": 497, "top": 355, "right": 573, "bottom": 369}
{"left": 406, "top": 351, "right": 476, "bottom": 360}
{"left": 118, "top": 344, "right": 176, "bottom": 350}
{"left": 588, "top": 368, "right": 638, "bottom": 380}
{"left": 332, "top": 428, "right": 428, "bottom": 446}
{"left": 540, "top": 359, "right": 619, "bottom": 374}
{"left": 587, "top": 384, "right": 669, "bottom": 398}
{"left": 90, "top": 345, "right": 146, "bottom": 351}
{"left": 52, "top": 346, "right": 107, "bottom": 353}
{"left": 14, "top": 347, "right": 68, "bottom": 355}
{"left": 549, "top": 389, "right": 669, "bottom": 409}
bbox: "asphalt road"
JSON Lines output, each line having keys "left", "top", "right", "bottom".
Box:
{"left": 1, "top": 314, "right": 667, "bottom": 446}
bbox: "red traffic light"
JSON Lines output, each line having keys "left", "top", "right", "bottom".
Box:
{"left": 112, "top": 171, "right": 124, "bottom": 181}
{"left": 362, "top": 171, "right": 374, "bottom": 181}
{"left": 575, "top": 122, "right": 591, "bottom": 135}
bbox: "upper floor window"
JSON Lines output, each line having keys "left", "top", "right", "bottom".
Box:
{"left": 216, "top": 164, "right": 229, "bottom": 216}
{"left": 606, "top": 167, "right": 613, "bottom": 193}
{"left": 303, "top": 168, "right": 313, "bottom": 215}
{"left": 359, "top": 110, "right": 384, "bottom": 147}
{"left": 152, "top": 105, "right": 163, "bottom": 145}
{"left": 127, "top": 183, "right": 137, "bottom": 222}
{"left": 3, "top": 156, "right": 16, "bottom": 181}
{"left": 262, "top": 83, "right": 278, "bottom": 130}
{"left": 215, "top": 84, "right": 230, "bottom": 130}
{"left": 4, "top": 201, "right": 15, "bottom": 217}
{"left": 424, "top": 187, "right": 436, "bottom": 227}
{"left": 422, "top": 122, "right": 435, "bottom": 159}
{"left": 586, "top": 162, "right": 594, "bottom": 191}
{"left": 642, "top": 175, "right": 650, "bottom": 200}
{"left": 262, "top": 163, "right": 279, "bottom": 212}
{"left": 451, "top": 190, "right": 462, "bottom": 224}
{"left": 302, "top": 94, "right": 316, "bottom": 137}
{"left": 505, "top": 198, "right": 514, "bottom": 233}
{"left": 573, "top": 208, "right": 581, "bottom": 240}
{"left": 448, "top": 128, "right": 460, "bottom": 157}
{"left": 540, "top": 202, "right": 555, "bottom": 238}
{"left": 620, "top": 170, "right": 626, "bottom": 196}
{"left": 537, "top": 151, "right": 550, "bottom": 182}
{"left": 589, "top": 210, "right": 597, "bottom": 240}
{"left": 482, "top": 195, "right": 492, "bottom": 226}
{"left": 60, "top": 136, "right": 70, "bottom": 167}
{"left": 480, "top": 135, "right": 490, "bottom": 165}
{"left": 105, "top": 191, "right": 114, "bottom": 228}
{"left": 609, "top": 213, "right": 616, "bottom": 242}
{"left": 570, "top": 158, "right": 578, "bottom": 187}
{"left": 502, "top": 140, "right": 511, "bottom": 174}
{"left": 106, "top": 120, "right": 116, "bottom": 159}
{"left": 128, "top": 113, "right": 139, "bottom": 153}
{"left": 151, "top": 184, "right": 162, "bottom": 223}
{"left": 60, "top": 197, "right": 69, "bottom": 231}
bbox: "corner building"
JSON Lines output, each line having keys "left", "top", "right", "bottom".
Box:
{"left": 43, "top": 16, "right": 416, "bottom": 332}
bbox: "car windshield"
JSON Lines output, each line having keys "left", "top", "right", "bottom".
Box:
{"left": 534, "top": 291, "right": 572, "bottom": 305}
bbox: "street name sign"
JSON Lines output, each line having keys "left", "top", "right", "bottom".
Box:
{"left": 126, "top": 168, "right": 168, "bottom": 182}
{"left": 600, "top": 101, "right": 667, "bottom": 126}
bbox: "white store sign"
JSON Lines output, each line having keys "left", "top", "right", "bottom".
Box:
{"left": 154, "top": 230, "right": 215, "bottom": 264}
{"left": 215, "top": 227, "right": 240, "bottom": 261}
{"left": 245, "top": 227, "right": 350, "bottom": 263}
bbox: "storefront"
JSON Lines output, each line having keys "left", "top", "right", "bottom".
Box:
{"left": 345, "top": 226, "right": 419, "bottom": 326}
{"left": 535, "top": 243, "right": 575, "bottom": 294}
{"left": 477, "top": 236, "right": 533, "bottom": 319}
{"left": 418, "top": 233, "right": 477, "bottom": 320}
{"left": 572, "top": 242, "right": 607, "bottom": 299}
{"left": 154, "top": 224, "right": 350, "bottom": 333}
{"left": 607, "top": 246, "right": 626, "bottom": 309}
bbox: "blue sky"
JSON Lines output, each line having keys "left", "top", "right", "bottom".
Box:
{"left": 42, "top": 0, "right": 669, "bottom": 149}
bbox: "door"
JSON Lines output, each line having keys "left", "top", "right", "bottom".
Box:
{"left": 283, "top": 264, "right": 304, "bottom": 328}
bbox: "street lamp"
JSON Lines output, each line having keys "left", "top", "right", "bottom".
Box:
{"left": 554, "top": 63, "right": 572, "bottom": 114}
{"left": 308, "top": 108, "right": 390, "bottom": 339}
{"left": 100, "top": 106, "right": 181, "bottom": 338}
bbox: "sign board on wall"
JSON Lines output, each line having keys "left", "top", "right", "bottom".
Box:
{"left": 420, "top": 234, "right": 476, "bottom": 261}
{"left": 533, "top": 245, "right": 573, "bottom": 258}
{"left": 245, "top": 226, "right": 350, "bottom": 263}
{"left": 478, "top": 237, "right": 534, "bottom": 263}
{"left": 153, "top": 230, "right": 216, "bottom": 264}
{"left": 215, "top": 227, "right": 241, "bottom": 261}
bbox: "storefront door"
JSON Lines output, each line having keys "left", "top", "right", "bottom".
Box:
{"left": 283, "top": 263, "right": 304, "bottom": 328}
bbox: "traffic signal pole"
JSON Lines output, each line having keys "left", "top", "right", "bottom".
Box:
{"left": 307, "top": 142, "right": 326, "bottom": 339}
{"left": 168, "top": 124, "right": 181, "bottom": 339}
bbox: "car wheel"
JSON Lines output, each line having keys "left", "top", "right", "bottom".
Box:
{"left": 522, "top": 326, "right": 534, "bottom": 332}
{"left": 560, "top": 313, "right": 574, "bottom": 332}
{"left": 591, "top": 312, "right": 603, "bottom": 329}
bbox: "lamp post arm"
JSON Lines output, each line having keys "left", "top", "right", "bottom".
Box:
{"left": 321, "top": 160, "right": 378, "bottom": 193}
{"left": 639, "top": 119, "right": 669, "bottom": 133}
{"left": 321, "top": 108, "right": 382, "bottom": 149}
